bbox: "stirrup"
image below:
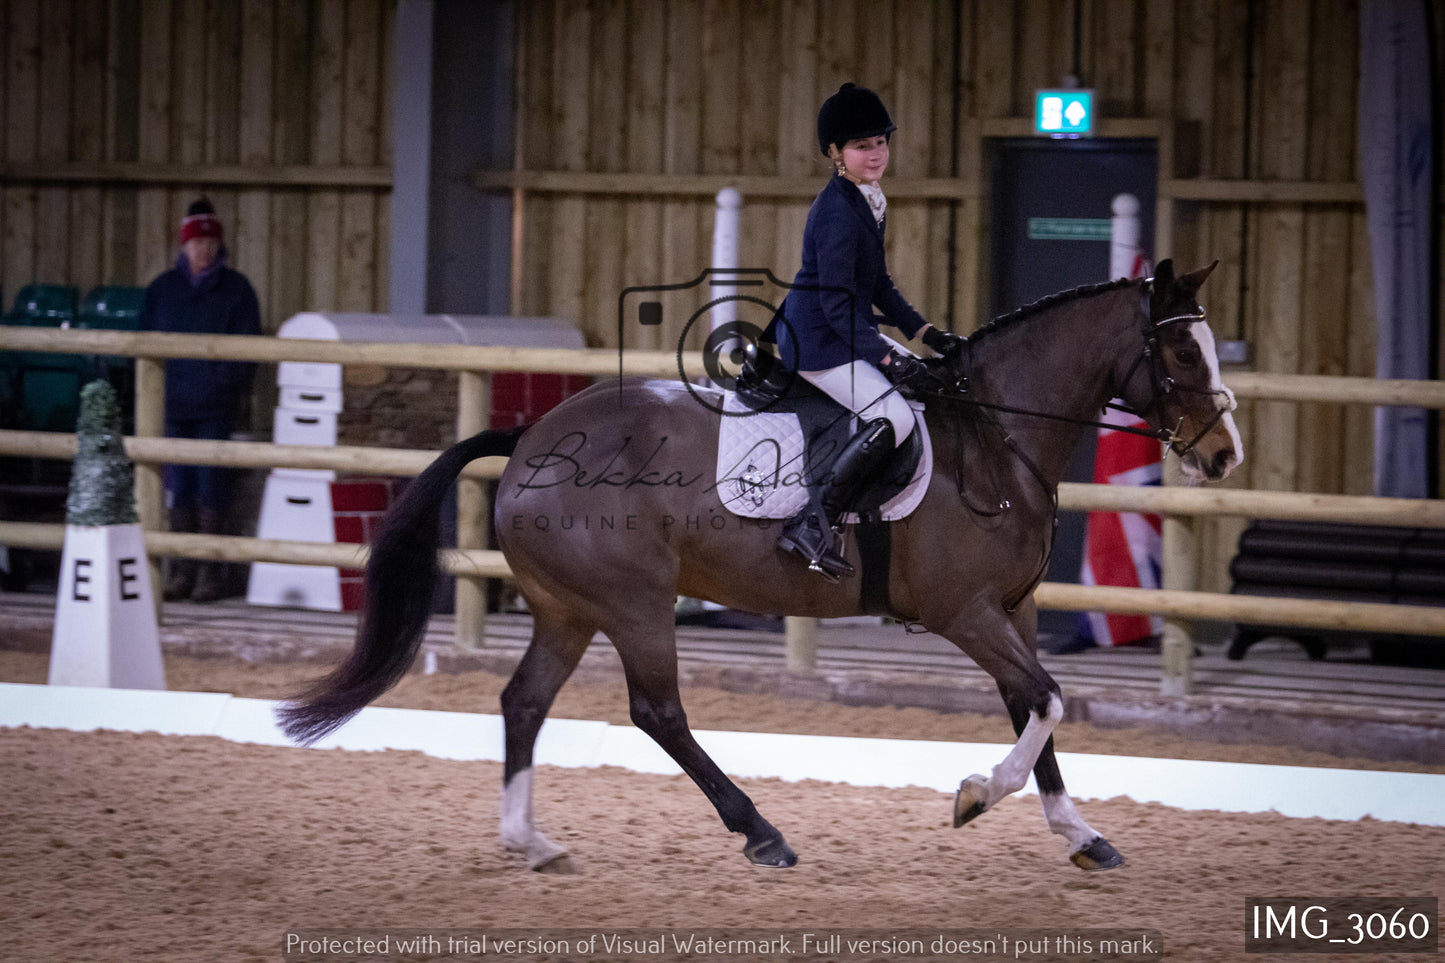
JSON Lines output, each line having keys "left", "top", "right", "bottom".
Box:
{"left": 777, "top": 511, "right": 854, "bottom": 582}
{"left": 806, "top": 551, "right": 854, "bottom": 583}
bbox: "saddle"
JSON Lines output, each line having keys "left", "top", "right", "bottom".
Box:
{"left": 715, "top": 347, "right": 928, "bottom": 521}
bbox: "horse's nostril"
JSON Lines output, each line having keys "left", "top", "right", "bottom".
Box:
{"left": 1212, "top": 450, "right": 1234, "bottom": 475}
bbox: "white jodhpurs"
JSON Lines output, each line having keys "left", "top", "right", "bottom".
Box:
{"left": 800, "top": 360, "right": 915, "bottom": 448}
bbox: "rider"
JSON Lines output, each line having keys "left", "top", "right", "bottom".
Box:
{"left": 769, "top": 83, "right": 964, "bottom": 580}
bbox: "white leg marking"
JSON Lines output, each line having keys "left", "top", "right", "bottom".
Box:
{"left": 500, "top": 768, "right": 569, "bottom": 869}
{"left": 970, "top": 694, "right": 1064, "bottom": 811}
{"left": 1040, "top": 791, "right": 1104, "bottom": 853}
{"left": 499, "top": 768, "right": 536, "bottom": 851}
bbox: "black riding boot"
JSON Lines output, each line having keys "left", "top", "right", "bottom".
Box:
{"left": 777, "top": 418, "right": 896, "bottom": 581}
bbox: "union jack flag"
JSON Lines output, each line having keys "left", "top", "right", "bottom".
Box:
{"left": 1079, "top": 407, "right": 1164, "bottom": 646}
{"left": 1078, "top": 245, "right": 1158, "bottom": 646}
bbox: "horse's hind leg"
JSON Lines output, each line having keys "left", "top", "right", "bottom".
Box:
{"left": 608, "top": 618, "right": 797, "bottom": 868}
{"left": 498, "top": 599, "right": 593, "bottom": 873}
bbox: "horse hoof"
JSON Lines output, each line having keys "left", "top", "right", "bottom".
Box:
{"left": 743, "top": 835, "right": 798, "bottom": 868}
{"left": 1070, "top": 837, "right": 1125, "bottom": 871}
{"left": 952, "top": 775, "right": 989, "bottom": 828}
{"left": 530, "top": 851, "right": 578, "bottom": 875}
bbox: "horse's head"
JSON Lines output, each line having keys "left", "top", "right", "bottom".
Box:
{"left": 1118, "top": 260, "right": 1244, "bottom": 483}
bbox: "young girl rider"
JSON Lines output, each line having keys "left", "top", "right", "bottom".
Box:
{"left": 770, "top": 83, "right": 963, "bottom": 580}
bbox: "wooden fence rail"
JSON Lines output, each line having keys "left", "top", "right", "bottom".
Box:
{"left": 6, "top": 327, "right": 1445, "bottom": 408}
{"left": 3, "top": 326, "right": 1443, "bottom": 690}
{"left": 6, "top": 429, "right": 1445, "bottom": 529}
{"left": 3, "top": 519, "right": 1442, "bottom": 645}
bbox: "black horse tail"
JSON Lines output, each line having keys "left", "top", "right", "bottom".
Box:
{"left": 276, "top": 424, "right": 528, "bottom": 745}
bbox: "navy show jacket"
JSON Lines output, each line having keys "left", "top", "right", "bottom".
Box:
{"left": 767, "top": 174, "right": 929, "bottom": 371}
{"left": 139, "top": 260, "right": 262, "bottom": 421}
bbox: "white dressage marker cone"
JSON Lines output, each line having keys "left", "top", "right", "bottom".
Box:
{"left": 48, "top": 381, "right": 166, "bottom": 690}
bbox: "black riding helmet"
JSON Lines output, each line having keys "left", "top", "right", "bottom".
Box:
{"left": 816, "top": 83, "right": 896, "bottom": 155}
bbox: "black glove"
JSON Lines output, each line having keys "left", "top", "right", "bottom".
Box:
{"left": 882, "top": 353, "right": 930, "bottom": 396}
{"left": 921, "top": 326, "right": 965, "bottom": 358}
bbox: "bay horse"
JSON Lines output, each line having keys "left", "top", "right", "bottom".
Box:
{"left": 279, "top": 260, "right": 1242, "bottom": 873}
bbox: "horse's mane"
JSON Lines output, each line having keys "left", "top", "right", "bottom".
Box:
{"left": 969, "top": 277, "right": 1139, "bottom": 342}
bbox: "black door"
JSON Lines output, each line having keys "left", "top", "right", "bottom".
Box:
{"left": 987, "top": 138, "right": 1157, "bottom": 644}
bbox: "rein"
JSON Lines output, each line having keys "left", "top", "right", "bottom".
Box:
{"left": 925, "top": 279, "right": 1231, "bottom": 459}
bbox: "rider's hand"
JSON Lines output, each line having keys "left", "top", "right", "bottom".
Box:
{"left": 881, "top": 352, "right": 930, "bottom": 396}
{"left": 921, "top": 325, "right": 964, "bottom": 358}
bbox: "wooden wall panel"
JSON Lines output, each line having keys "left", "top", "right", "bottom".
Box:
{"left": 547, "top": 2, "right": 589, "bottom": 334}
{"left": 584, "top": 0, "right": 626, "bottom": 348}
{"left": 0, "top": 0, "right": 394, "bottom": 333}
{"left": 621, "top": 0, "right": 665, "bottom": 350}
{"left": 516, "top": 0, "right": 553, "bottom": 318}
{"left": 659, "top": 1, "right": 701, "bottom": 354}
{"left": 1, "top": 0, "right": 1438, "bottom": 511}
{"left": 1345, "top": 214, "right": 1378, "bottom": 496}
{"left": 3, "top": 0, "right": 41, "bottom": 290}
{"left": 306, "top": 0, "right": 346, "bottom": 314}
{"left": 36, "top": 1, "right": 73, "bottom": 286}
{"left": 771, "top": 0, "right": 816, "bottom": 285}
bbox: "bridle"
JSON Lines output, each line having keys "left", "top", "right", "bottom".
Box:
{"left": 907, "top": 276, "right": 1236, "bottom": 612}
{"left": 1111, "top": 282, "right": 1235, "bottom": 459}
{"left": 927, "top": 277, "right": 1234, "bottom": 462}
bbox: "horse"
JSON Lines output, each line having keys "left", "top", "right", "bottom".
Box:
{"left": 279, "top": 259, "right": 1242, "bottom": 874}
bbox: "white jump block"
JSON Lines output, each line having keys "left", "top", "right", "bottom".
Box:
{"left": 247, "top": 474, "right": 342, "bottom": 611}
{"left": 48, "top": 523, "right": 165, "bottom": 690}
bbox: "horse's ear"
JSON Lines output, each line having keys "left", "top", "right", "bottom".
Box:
{"left": 1178, "top": 260, "right": 1218, "bottom": 297}
{"left": 1151, "top": 258, "right": 1175, "bottom": 310}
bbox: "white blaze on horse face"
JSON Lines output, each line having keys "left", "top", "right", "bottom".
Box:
{"left": 1179, "top": 320, "right": 1244, "bottom": 481}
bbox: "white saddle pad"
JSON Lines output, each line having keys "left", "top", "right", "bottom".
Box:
{"left": 714, "top": 392, "right": 932, "bottom": 521}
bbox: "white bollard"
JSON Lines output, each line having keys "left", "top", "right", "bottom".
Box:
{"left": 1110, "top": 193, "right": 1142, "bottom": 281}
{"left": 48, "top": 381, "right": 165, "bottom": 690}
{"left": 709, "top": 187, "right": 743, "bottom": 334}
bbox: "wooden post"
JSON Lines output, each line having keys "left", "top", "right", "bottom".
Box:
{"left": 785, "top": 616, "right": 817, "bottom": 672}
{"left": 1160, "top": 512, "right": 1197, "bottom": 697}
{"left": 133, "top": 357, "right": 166, "bottom": 621}
{"left": 454, "top": 370, "right": 491, "bottom": 649}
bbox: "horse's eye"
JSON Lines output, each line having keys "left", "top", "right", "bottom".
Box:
{"left": 1175, "top": 347, "right": 1201, "bottom": 366}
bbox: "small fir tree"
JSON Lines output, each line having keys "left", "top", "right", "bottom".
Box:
{"left": 66, "top": 380, "right": 139, "bottom": 527}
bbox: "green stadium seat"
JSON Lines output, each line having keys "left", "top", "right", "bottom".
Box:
{"left": 0, "top": 284, "right": 86, "bottom": 431}
{"left": 6, "top": 284, "right": 78, "bottom": 326}
{"left": 76, "top": 286, "right": 142, "bottom": 430}
{"left": 78, "top": 286, "right": 144, "bottom": 331}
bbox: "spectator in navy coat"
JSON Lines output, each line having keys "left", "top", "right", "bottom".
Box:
{"left": 768, "top": 83, "right": 964, "bottom": 580}
{"left": 139, "top": 198, "right": 261, "bottom": 601}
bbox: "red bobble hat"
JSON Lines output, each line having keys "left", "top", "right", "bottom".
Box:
{"left": 179, "top": 198, "right": 223, "bottom": 244}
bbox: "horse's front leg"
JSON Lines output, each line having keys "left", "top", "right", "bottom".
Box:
{"left": 929, "top": 595, "right": 1123, "bottom": 869}
{"left": 964, "top": 706, "right": 1124, "bottom": 871}
{"left": 951, "top": 689, "right": 1063, "bottom": 826}
{"left": 978, "top": 598, "right": 1124, "bottom": 870}
{"left": 1036, "top": 769, "right": 1124, "bottom": 870}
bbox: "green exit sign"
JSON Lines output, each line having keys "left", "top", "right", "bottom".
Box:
{"left": 1034, "top": 89, "right": 1094, "bottom": 137}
